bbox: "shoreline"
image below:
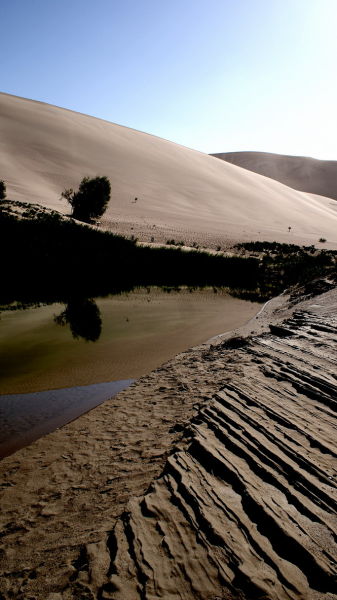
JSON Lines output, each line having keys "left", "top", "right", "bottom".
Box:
{"left": 0, "top": 379, "right": 134, "bottom": 459}
{"left": 0, "top": 292, "right": 266, "bottom": 461}
{"left": 0, "top": 288, "right": 318, "bottom": 599}
{"left": 205, "top": 293, "right": 276, "bottom": 343}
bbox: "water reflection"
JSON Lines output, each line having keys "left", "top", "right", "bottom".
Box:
{"left": 54, "top": 298, "right": 102, "bottom": 342}
{"left": 52, "top": 289, "right": 200, "bottom": 342}
{"left": 0, "top": 288, "right": 261, "bottom": 395}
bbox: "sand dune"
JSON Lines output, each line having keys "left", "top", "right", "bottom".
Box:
{"left": 213, "top": 150, "right": 337, "bottom": 202}
{"left": 1, "top": 92, "right": 337, "bottom": 247}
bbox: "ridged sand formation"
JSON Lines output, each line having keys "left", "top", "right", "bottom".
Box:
{"left": 1, "top": 92, "right": 337, "bottom": 247}
{"left": 213, "top": 151, "right": 337, "bottom": 202}
{"left": 101, "top": 292, "right": 337, "bottom": 600}
{"left": 0, "top": 286, "right": 336, "bottom": 598}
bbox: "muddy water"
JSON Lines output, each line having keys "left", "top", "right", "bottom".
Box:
{"left": 0, "top": 288, "right": 259, "bottom": 456}
{"left": 0, "top": 288, "right": 259, "bottom": 394}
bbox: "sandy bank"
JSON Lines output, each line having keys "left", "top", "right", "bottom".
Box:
{"left": 0, "top": 295, "right": 278, "bottom": 598}
{"left": 0, "top": 284, "right": 336, "bottom": 599}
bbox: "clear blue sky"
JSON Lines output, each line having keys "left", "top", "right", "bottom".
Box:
{"left": 2, "top": 0, "right": 337, "bottom": 158}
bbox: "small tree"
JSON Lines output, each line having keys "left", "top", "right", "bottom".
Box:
{"left": 62, "top": 176, "right": 111, "bottom": 222}
{"left": 0, "top": 180, "right": 6, "bottom": 200}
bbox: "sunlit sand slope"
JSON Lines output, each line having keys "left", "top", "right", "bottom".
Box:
{"left": 1, "top": 92, "right": 337, "bottom": 246}
{"left": 214, "top": 150, "right": 337, "bottom": 201}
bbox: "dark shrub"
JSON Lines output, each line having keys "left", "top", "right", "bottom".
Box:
{"left": 0, "top": 180, "right": 6, "bottom": 200}
{"left": 221, "top": 336, "right": 251, "bottom": 349}
{"left": 62, "top": 176, "right": 111, "bottom": 222}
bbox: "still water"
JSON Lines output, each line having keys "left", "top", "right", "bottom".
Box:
{"left": 0, "top": 287, "right": 259, "bottom": 456}
{"left": 0, "top": 288, "right": 259, "bottom": 394}
{"left": 0, "top": 379, "right": 133, "bottom": 458}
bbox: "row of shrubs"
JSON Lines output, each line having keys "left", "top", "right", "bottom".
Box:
{"left": 1, "top": 199, "right": 335, "bottom": 306}
{"left": 0, "top": 210, "right": 260, "bottom": 305}
{"left": 236, "top": 240, "right": 330, "bottom": 254}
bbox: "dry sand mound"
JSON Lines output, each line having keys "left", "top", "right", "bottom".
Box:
{"left": 213, "top": 150, "right": 337, "bottom": 201}
{"left": 1, "top": 92, "right": 337, "bottom": 247}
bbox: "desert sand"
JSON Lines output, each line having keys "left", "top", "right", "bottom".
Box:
{"left": 1, "top": 92, "right": 337, "bottom": 249}
{"left": 1, "top": 282, "right": 336, "bottom": 599}
{"left": 213, "top": 150, "right": 337, "bottom": 202}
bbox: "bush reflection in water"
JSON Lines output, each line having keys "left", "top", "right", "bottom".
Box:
{"left": 54, "top": 298, "right": 102, "bottom": 342}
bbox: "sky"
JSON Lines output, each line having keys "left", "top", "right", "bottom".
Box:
{"left": 1, "top": 0, "right": 337, "bottom": 159}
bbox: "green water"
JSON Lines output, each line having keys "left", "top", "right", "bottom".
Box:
{"left": 0, "top": 288, "right": 260, "bottom": 394}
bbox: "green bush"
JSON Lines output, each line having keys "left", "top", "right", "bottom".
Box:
{"left": 62, "top": 176, "right": 111, "bottom": 222}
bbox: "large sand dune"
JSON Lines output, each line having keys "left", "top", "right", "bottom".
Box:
{"left": 213, "top": 150, "right": 337, "bottom": 202}
{"left": 1, "top": 92, "right": 337, "bottom": 247}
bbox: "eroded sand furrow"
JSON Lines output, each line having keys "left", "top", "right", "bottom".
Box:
{"left": 212, "top": 390, "right": 337, "bottom": 493}
{"left": 259, "top": 361, "right": 337, "bottom": 412}
{"left": 220, "top": 380, "right": 337, "bottom": 460}
{"left": 251, "top": 380, "right": 336, "bottom": 434}
{"left": 189, "top": 432, "right": 336, "bottom": 589}
{"left": 202, "top": 401, "right": 336, "bottom": 524}
{"left": 193, "top": 447, "right": 331, "bottom": 595}
{"left": 163, "top": 454, "right": 300, "bottom": 600}
{"left": 250, "top": 337, "right": 337, "bottom": 380}
{"left": 102, "top": 301, "right": 337, "bottom": 600}
{"left": 107, "top": 479, "right": 227, "bottom": 600}
{"left": 279, "top": 364, "right": 337, "bottom": 400}
{"left": 253, "top": 336, "right": 337, "bottom": 373}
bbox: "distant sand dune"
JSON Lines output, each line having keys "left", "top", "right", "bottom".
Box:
{"left": 1, "top": 92, "right": 337, "bottom": 247}
{"left": 213, "top": 150, "right": 337, "bottom": 201}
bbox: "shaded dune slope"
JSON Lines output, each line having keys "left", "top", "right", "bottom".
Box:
{"left": 1, "top": 92, "right": 337, "bottom": 246}
{"left": 101, "top": 300, "right": 337, "bottom": 600}
{"left": 213, "top": 151, "right": 337, "bottom": 202}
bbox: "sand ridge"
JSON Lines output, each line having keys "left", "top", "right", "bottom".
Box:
{"left": 1, "top": 92, "right": 337, "bottom": 248}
